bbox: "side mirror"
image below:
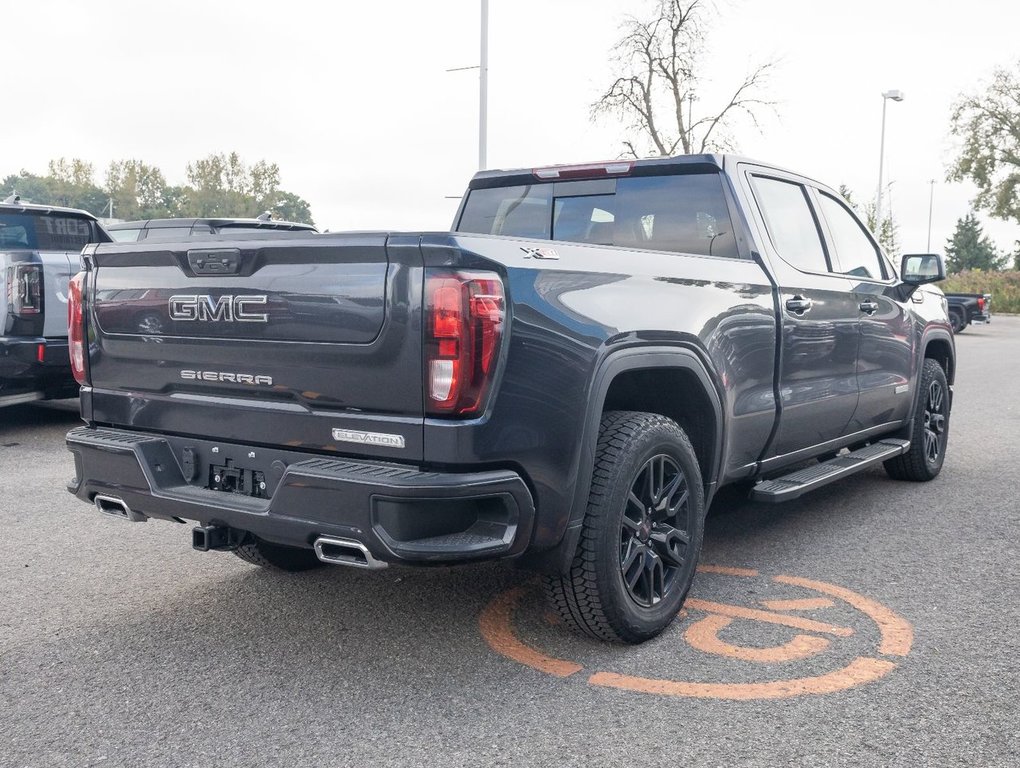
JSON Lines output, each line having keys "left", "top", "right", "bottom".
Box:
{"left": 900, "top": 253, "right": 945, "bottom": 285}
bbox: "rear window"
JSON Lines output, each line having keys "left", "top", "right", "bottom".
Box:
{"left": 0, "top": 213, "right": 94, "bottom": 250}
{"left": 457, "top": 173, "right": 739, "bottom": 258}
{"left": 142, "top": 226, "right": 195, "bottom": 242}
{"left": 109, "top": 228, "right": 143, "bottom": 242}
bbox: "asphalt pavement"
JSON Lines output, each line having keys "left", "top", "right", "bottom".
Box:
{"left": 2, "top": 319, "right": 1018, "bottom": 767}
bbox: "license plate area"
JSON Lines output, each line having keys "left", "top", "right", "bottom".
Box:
{"left": 209, "top": 461, "right": 268, "bottom": 499}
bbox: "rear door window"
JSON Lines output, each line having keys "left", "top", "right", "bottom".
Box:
{"left": 457, "top": 173, "right": 740, "bottom": 258}
{"left": 750, "top": 177, "right": 829, "bottom": 273}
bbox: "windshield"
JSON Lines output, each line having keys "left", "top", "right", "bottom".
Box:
{"left": 456, "top": 173, "right": 739, "bottom": 258}
{"left": 0, "top": 213, "right": 95, "bottom": 250}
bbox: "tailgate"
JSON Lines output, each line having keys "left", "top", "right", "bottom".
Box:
{"left": 86, "top": 233, "right": 425, "bottom": 461}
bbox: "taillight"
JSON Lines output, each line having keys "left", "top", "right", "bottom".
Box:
{"left": 425, "top": 271, "right": 505, "bottom": 416}
{"left": 977, "top": 297, "right": 985, "bottom": 312}
{"left": 68, "top": 271, "right": 88, "bottom": 385}
{"left": 7, "top": 263, "right": 42, "bottom": 315}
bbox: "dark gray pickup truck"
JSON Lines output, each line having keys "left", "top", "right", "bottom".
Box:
{"left": 65, "top": 155, "right": 954, "bottom": 643}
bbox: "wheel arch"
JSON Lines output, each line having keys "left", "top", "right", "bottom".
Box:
{"left": 525, "top": 344, "right": 725, "bottom": 575}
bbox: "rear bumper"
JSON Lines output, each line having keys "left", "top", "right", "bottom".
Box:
{"left": 0, "top": 336, "right": 75, "bottom": 397}
{"left": 66, "top": 427, "right": 535, "bottom": 565}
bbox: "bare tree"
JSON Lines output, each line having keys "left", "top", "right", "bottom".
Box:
{"left": 594, "top": 0, "right": 776, "bottom": 157}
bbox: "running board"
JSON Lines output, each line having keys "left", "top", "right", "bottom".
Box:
{"left": 751, "top": 439, "right": 911, "bottom": 503}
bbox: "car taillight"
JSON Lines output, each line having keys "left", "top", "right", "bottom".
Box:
{"left": 68, "top": 271, "right": 89, "bottom": 385}
{"left": 7, "top": 263, "right": 42, "bottom": 315}
{"left": 425, "top": 270, "right": 505, "bottom": 416}
{"left": 977, "top": 297, "right": 985, "bottom": 312}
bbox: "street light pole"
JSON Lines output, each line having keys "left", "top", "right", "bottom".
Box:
{"left": 479, "top": 0, "right": 489, "bottom": 170}
{"left": 876, "top": 89, "right": 904, "bottom": 226}
{"left": 926, "top": 179, "right": 936, "bottom": 251}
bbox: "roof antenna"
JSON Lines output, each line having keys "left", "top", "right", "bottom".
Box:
{"left": 3, "top": 193, "right": 20, "bottom": 204}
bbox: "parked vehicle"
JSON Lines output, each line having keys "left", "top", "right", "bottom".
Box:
{"left": 1, "top": 196, "right": 111, "bottom": 408}
{"left": 105, "top": 215, "right": 316, "bottom": 243}
{"left": 945, "top": 292, "right": 991, "bottom": 333}
{"left": 65, "top": 155, "right": 954, "bottom": 643}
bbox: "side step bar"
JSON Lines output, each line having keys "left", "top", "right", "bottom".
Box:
{"left": 751, "top": 439, "right": 910, "bottom": 503}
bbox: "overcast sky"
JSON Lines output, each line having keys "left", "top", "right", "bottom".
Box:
{"left": 4, "top": 0, "right": 1019, "bottom": 253}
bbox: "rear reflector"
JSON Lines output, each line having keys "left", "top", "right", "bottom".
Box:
{"left": 533, "top": 161, "right": 633, "bottom": 180}
{"left": 425, "top": 271, "right": 505, "bottom": 416}
{"left": 68, "top": 271, "right": 88, "bottom": 385}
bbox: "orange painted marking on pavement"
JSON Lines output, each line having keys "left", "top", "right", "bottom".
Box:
{"left": 685, "top": 599, "right": 854, "bottom": 637}
{"left": 478, "top": 587, "right": 583, "bottom": 678}
{"left": 773, "top": 575, "right": 913, "bottom": 656}
{"left": 683, "top": 614, "right": 831, "bottom": 662}
{"left": 761, "top": 597, "right": 835, "bottom": 612}
{"left": 697, "top": 564, "right": 759, "bottom": 577}
{"left": 588, "top": 656, "right": 897, "bottom": 700}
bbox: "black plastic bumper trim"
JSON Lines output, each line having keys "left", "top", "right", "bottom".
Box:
{"left": 66, "top": 426, "right": 535, "bottom": 565}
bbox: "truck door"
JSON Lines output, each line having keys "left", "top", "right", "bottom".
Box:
{"left": 812, "top": 191, "right": 914, "bottom": 431}
{"left": 744, "top": 173, "right": 860, "bottom": 458}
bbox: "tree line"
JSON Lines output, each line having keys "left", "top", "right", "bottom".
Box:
{"left": 2, "top": 153, "right": 314, "bottom": 225}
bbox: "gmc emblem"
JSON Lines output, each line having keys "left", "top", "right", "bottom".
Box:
{"left": 168, "top": 294, "right": 269, "bottom": 322}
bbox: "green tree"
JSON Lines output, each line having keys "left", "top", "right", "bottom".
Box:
{"left": 948, "top": 63, "right": 1020, "bottom": 225}
{"left": 264, "top": 190, "right": 315, "bottom": 225}
{"left": 1, "top": 158, "right": 106, "bottom": 212}
{"left": 3, "top": 154, "right": 315, "bottom": 224}
{"left": 104, "top": 160, "right": 173, "bottom": 220}
{"left": 944, "top": 213, "right": 1004, "bottom": 272}
{"left": 593, "top": 0, "right": 776, "bottom": 157}
{"left": 838, "top": 185, "right": 899, "bottom": 257}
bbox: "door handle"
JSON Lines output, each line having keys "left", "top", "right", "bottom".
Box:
{"left": 859, "top": 300, "right": 879, "bottom": 315}
{"left": 785, "top": 296, "right": 813, "bottom": 314}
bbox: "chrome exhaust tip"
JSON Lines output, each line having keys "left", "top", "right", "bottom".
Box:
{"left": 93, "top": 494, "right": 147, "bottom": 523}
{"left": 313, "top": 536, "right": 387, "bottom": 569}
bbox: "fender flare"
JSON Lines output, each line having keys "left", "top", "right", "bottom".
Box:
{"left": 897, "top": 326, "right": 955, "bottom": 439}
{"left": 534, "top": 344, "right": 725, "bottom": 575}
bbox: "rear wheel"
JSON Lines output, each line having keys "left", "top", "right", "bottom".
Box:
{"left": 949, "top": 309, "right": 966, "bottom": 334}
{"left": 233, "top": 537, "right": 323, "bottom": 572}
{"left": 543, "top": 411, "right": 704, "bottom": 644}
{"left": 884, "top": 359, "right": 950, "bottom": 481}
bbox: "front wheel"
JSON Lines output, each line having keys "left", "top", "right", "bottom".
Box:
{"left": 884, "top": 359, "right": 951, "bottom": 481}
{"left": 543, "top": 411, "right": 705, "bottom": 644}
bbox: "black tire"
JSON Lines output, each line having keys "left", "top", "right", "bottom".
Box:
{"left": 949, "top": 309, "right": 966, "bottom": 334}
{"left": 543, "top": 411, "right": 705, "bottom": 644}
{"left": 884, "top": 359, "right": 950, "bottom": 482}
{"left": 233, "top": 537, "right": 323, "bottom": 572}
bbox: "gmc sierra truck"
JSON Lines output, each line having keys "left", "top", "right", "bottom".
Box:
{"left": 945, "top": 292, "right": 991, "bottom": 333}
{"left": 65, "top": 155, "right": 954, "bottom": 643}
{"left": 1, "top": 197, "right": 110, "bottom": 408}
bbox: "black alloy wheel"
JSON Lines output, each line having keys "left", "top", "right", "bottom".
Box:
{"left": 619, "top": 454, "right": 693, "bottom": 608}
{"left": 923, "top": 377, "right": 947, "bottom": 465}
